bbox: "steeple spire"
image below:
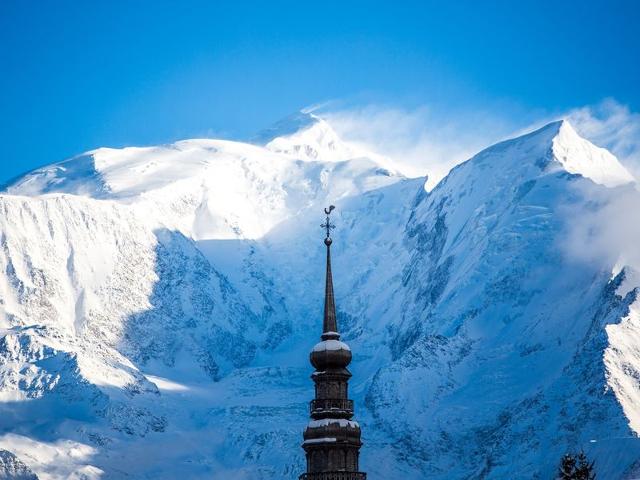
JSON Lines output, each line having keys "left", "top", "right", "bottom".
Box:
{"left": 299, "top": 206, "right": 366, "bottom": 480}
{"left": 321, "top": 205, "right": 338, "bottom": 338}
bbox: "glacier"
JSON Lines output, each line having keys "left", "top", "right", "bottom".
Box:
{"left": 0, "top": 113, "right": 639, "bottom": 479}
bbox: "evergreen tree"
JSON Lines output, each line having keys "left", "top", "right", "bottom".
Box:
{"left": 557, "top": 451, "right": 596, "bottom": 480}
{"left": 559, "top": 454, "right": 577, "bottom": 480}
{"left": 574, "top": 451, "right": 596, "bottom": 480}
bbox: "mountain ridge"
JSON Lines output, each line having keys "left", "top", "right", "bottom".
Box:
{"left": 1, "top": 114, "right": 639, "bottom": 479}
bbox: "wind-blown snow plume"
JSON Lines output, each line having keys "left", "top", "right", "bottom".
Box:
{"left": 321, "top": 99, "right": 640, "bottom": 192}
{"left": 322, "top": 104, "right": 520, "bottom": 189}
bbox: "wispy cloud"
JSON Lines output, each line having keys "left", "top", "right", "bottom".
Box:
{"left": 562, "top": 182, "right": 640, "bottom": 290}
{"left": 322, "top": 99, "right": 640, "bottom": 278}
{"left": 322, "top": 104, "right": 521, "bottom": 189}
{"left": 321, "top": 98, "right": 640, "bottom": 190}
{"left": 525, "top": 99, "right": 640, "bottom": 281}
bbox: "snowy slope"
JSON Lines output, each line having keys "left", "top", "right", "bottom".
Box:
{"left": 1, "top": 114, "right": 640, "bottom": 479}
{"left": 367, "top": 120, "right": 640, "bottom": 478}
{"left": 551, "top": 121, "right": 634, "bottom": 187}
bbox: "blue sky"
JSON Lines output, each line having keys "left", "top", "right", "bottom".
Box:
{"left": 1, "top": 0, "right": 639, "bottom": 183}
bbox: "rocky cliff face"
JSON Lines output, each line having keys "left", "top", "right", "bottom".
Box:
{"left": 0, "top": 114, "right": 639, "bottom": 479}
{"left": 0, "top": 449, "right": 39, "bottom": 480}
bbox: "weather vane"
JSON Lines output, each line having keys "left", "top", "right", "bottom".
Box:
{"left": 321, "top": 205, "right": 336, "bottom": 241}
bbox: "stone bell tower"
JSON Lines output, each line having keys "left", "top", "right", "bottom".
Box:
{"left": 299, "top": 205, "right": 366, "bottom": 480}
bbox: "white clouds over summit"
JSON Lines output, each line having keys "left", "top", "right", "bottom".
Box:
{"left": 323, "top": 104, "right": 518, "bottom": 189}
{"left": 320, "top": 99, "right": 640, "bottom": 189}
{"left": 321, "top": 99, "right": 640, "bottom": 281}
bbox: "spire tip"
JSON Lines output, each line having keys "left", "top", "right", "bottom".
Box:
{"left": 321, "top": 205, "right": 338, "bottom": 335}
{"left": 321, "top": 205, "right": 336, "bottom": 242}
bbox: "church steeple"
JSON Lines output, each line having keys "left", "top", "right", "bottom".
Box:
{"left": 299, "top": 206, "right": 366, "bottom": 480}
{"left": 321, "top": 206, "right": 338, "bottom": 339}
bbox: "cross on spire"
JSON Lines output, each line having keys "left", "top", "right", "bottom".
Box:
{"left": 321, "top": 205, "right": 336, "bottom": 239}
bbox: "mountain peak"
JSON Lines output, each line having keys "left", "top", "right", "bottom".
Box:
{"left": 251, "top": 111, "right": 321, "bottom": 145}
{"left": 254, "top": 110, "right": 363, "bottom": 162}
{"left": 550, "top": 119, "right": 634, "bottom": 187}
{"left": 476, "top": 119, "right": 635, "bottom": 188}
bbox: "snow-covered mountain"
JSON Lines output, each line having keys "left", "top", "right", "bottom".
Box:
{"left": 1, "top": 112, "right": 639, "bottom": 479}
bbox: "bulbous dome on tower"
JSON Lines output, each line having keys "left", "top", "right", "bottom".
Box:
{"left": 310, "top": 338, "right": 352, "bottom": 370}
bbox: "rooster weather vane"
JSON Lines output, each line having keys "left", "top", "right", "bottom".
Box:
{"left": 321, "top": 205, "right": 336, "bottom": 243}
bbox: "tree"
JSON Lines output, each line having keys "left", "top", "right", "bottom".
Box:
{"left": 558, "top": 451, "right": 596, "bottom": 480}
{"left": 574, "top": 451, "right": 596, "bottom": 480}
{"left": 559, "top": 453, "right": 577, "bottom": 480}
